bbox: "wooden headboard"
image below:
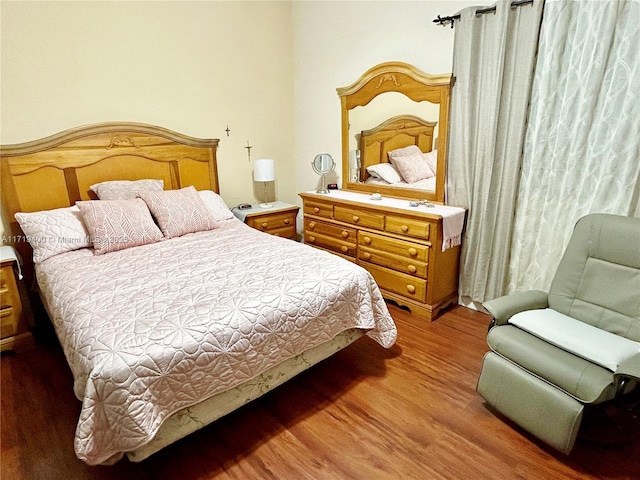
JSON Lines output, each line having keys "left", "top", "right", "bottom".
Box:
{"left": 359, "top": 114, "right": 436, "bottom": 182}
{"left": 1, "top": 122, "right": 220, "bottom": 281}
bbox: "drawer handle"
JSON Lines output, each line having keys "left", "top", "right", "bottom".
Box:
{"left": 340, "top": 246, "right": 349, "bottom": 253}
{"left": 408, "top": 248, "right": 417, "bottom": 256}
{"left": 261, "top": 222, "right": 269, "bottom": 229}
{"left": 364, "top": 237, "right": 372, "bottom": 245}
{"left": 363, "top": 252, "right": 371, "bottom": 260}
{"left": 406, "top": 285, "right": 416, "bottom": 294}
{"left": 308, "top": 222, "right": 316, "bottom": 230}
{"left": 352, "top": 215, "right": 360, "bottom": 223}
{"left": 284, "top": 219, "right": 291, "bottom": 225}
{"left": 308, "top": 236, "right": 316, "bottom": 243}
{"left": 313, "top": 207, "right": 320, "bottom": 214}
{"left": 401, "top": 225, "right": 409, "bottom": 232}
{"left": 408, "top": 265, "right": 417, "bottom": 273}
{"left": 341, "top": 230, "right": 349, "bottom": 238}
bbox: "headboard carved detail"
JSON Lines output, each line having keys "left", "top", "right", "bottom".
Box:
{"left": 106, "top": 135, "right": 140, "bottom": 150}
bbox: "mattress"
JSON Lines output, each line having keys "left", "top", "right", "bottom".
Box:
{"left": 36, "top": 218, "right": 397, "bottom": 465}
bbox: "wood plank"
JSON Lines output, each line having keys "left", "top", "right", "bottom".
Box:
{"left": 1, "top": 304, "right": 638, "bottom": 479}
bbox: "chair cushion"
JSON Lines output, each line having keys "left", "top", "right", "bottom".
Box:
{"left": 509, "top": 308, "right": 640, "bottom": 372}
{"left": 549, "top": 214, "right": 640, "bottom": 341}
{"left": 487, "top": 325, "right": 616, "bottom": 404}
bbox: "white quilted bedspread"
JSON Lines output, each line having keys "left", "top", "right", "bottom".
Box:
{"left": 36, "top": 219, "right": 397, "bottom": 465}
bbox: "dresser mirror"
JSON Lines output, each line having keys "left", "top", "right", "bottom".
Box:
{"left": 337, "top": 62, "right": 452, "bottom": 204}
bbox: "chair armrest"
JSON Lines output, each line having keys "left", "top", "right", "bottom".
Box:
{"left": 483, "top": 290, "right": 549, "bottom": 326}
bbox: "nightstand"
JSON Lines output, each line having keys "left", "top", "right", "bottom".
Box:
{"left": 1, "top": 246, "right": 34, "bottom": 352}
{"left": 232, "top": 202, "right": 300, "bottom": 240}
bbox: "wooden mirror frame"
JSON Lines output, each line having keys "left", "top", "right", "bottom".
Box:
{"left": 337, "top": 62, "right": 452, "bottom": 204}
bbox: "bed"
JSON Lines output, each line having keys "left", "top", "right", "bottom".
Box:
{"left": 359, "top": 114, "right": 438, "bottom": 192}
{"left": 0, "top": 122, "right": 397, "bottom": 465}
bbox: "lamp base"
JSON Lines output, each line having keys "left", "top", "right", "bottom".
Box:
{"left": 315, "top": 187, "right": 330, "bottom": 194}
{"left": 259, "top": 202, "right": 273, "bottom": 209}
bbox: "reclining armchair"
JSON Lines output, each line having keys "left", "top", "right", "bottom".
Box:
{"left": 477, "top": 213, "right": 640, "bottom": 454}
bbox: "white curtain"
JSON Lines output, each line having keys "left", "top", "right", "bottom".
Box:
{"left": 446, "top": 0, "right": 544, "bottom": 303}
{"left": 507, "top": 0, "right": 640, "bottom": 293}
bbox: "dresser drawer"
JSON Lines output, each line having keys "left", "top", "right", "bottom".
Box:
{"left": 385, "top": 215, "right": 430, "bottom": 240}
{"left": 266, "top": 226, "right": 297, "bottom": 239}
{"left": 305, "top": 219, "right": 357, "bottom": 243}
{"left": 304, "top": 201, "right": 333, "bottom": 219}
{"left": 334, "top": 206, "right": 384, "bottom": 230}
{"left": 361, "top": 262, "right": 427, "bottom": 302}
{"left": 358, "top": 247, "right": 427, "bottom": 278}
{"left": 1, "top": 307, "right": 17, "bottom": 339}
{"left": 304, "top": 220, "right": 356, "bottom": 257}
{"left": 246, "top": 211, "right": 296, "bottom": 233}
{"left": 1, "top": 265, "right": 16, "bottom": 309}
{"left": 358, "top": 231, "right": 428, "bottom": 262}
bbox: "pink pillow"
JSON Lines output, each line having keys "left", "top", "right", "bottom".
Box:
{"left": 387, "top": 145, "right": 422, "bottom": 159}
{"left": 139, "top": 186, "right": 219, "bottom": 239}
{"left": 90, "top": 179, "right": 164, "bottom": 200}
{"left": 389, "top": 153, "right": 435, "bottom": 183}
{"left": 422, "top": 149, "right": 438, "bottom": 174}
{"left": 76, "top": 199, "right": 164, "bottom": 255}
{"left": 15, "top": 206, "right": 92, "bottom": 263}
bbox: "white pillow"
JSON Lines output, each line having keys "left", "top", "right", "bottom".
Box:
{"left": 366, "top": 163, "right": 403, "bottom": 184}
{"left": 198, "top": 190, "right": 235, "bottom": 221}
{"left": 15, "top": 206, "right": 92, "bottom": 263}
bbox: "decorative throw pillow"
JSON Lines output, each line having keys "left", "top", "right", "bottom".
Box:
{"left": 15, "top": 206, "right": 92, "bottom": 263}
{"left": 198, "top": 190, "right": 235, "bottom": 221}
{"left": 139, "top": 186, "right": 219, "bottom": 239}
{"left": 90, "top": 179, "right": 164, "bottom": 200}
{"left": 389, "top": 154, "right": 435, "bottom": 183}
{"left": 76, "top": 199, "right": 164, "bottom": 255}
{"left": 387, "top": 145, "right": 422, "bottom": 161}
{"left": 366, "top": 163, "right": 403, "bottom": 184}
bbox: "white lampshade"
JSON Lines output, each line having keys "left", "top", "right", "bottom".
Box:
{"left": 254, "top": 158, "right": 275, "bottom": 182}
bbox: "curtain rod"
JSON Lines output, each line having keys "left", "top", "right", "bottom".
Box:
{"left": 433, "top": 0, "right": 534, "bottom": 28}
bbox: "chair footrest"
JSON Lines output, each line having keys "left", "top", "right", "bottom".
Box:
{"left": 477, "top": 352, "right": 583, "bottom": 454}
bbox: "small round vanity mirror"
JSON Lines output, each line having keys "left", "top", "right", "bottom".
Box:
{"left": 312, "top": 153, "right": 335, "bottom": 194}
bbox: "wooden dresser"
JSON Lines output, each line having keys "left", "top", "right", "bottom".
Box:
{"left": 299, "top": 191, "right": 463, "bottom": 321}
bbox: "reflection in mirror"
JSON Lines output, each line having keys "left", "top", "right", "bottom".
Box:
{"left": 337, "top": 62, "right": 452, "bottom": 203}
{"left": 312, "top": 153, "right": 335, "bottom": 194}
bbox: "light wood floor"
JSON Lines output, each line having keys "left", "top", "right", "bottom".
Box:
{"left": 1, "top": 304, "right": 638, "bottom": 480}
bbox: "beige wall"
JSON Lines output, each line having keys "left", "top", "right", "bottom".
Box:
{"left": 1, "top": 0, "right": 482, "bottom": 239}
{"left": 0, "top": 0, "right": 295, "bottom": 238}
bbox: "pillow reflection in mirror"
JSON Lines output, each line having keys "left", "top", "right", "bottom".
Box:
{"left": 387, "top": 145, "right": 422, "bottom": 159}
{"left": 391, "top": 155, "right": 435, "bottom": 183}
{"left": 366, "top": 163, "right": 403, "bottom": 184}
{"left": 422, "top": 149, "right": 437, "bottom": 174}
